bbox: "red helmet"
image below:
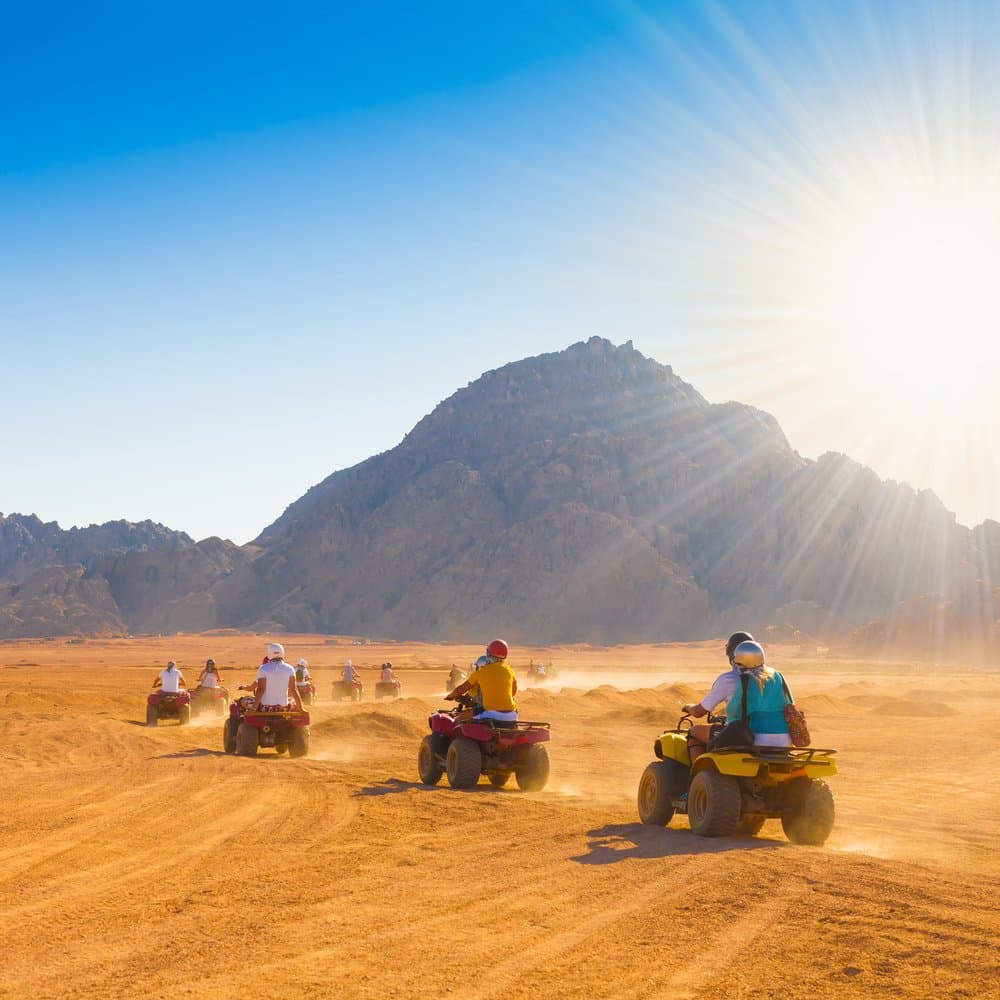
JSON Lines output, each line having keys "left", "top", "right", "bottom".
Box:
{"left": 486, "top": 638, "right": 509, "bottom": 659}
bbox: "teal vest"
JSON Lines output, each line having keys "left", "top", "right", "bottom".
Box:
{"left": 727, "top": 670, "right": 789, "bottom": 735}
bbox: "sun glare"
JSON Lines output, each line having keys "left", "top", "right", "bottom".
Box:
{"left": 812, "top": 184, "right": 999, "bottom": 414}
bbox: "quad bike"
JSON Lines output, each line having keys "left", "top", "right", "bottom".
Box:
{"left": 223, "top": 695, "right": 310, "bottom": 758}
{"left": 332, "top": 678, "right": 364, "bottom": 702}
{"left": 417, "top": 695, "right": 551, "bottom": 791}
{"left": 296, "top": 681, "right": 317, "bottom": 706}
{"left": 190, "top": 684, "right": 229, "bottom": 719}
{"left": 375, "top": 679, "right": 402, "bottom": 700}
{"left": 637, "top": 713, "right": 838, "bottom": 845}
{"left": 447, "top": 669, "right": 466, "bottom": 690}
{"left": 146, "top": 689, "right": 191, "bottom": 726}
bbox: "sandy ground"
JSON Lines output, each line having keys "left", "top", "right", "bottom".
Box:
{"left": 0, "top": 634, "right": 997, "bottom": 999}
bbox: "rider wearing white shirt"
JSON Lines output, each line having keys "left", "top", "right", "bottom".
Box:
{"left": 197, "top": 659, "right": 220, "bottom": 689}
{"left": 252, "top": 643, "right": 303, "bottom": 711}
{"left": 380, "top": 662, "right": 395, "bottom": 683}
{"left": 342, "top": 660, "right": 359, "bottom": 683}
{"left": 155, "top": 661, "right": 184, "bottom": 693}
{"left": 295, "top": 659, "right": 311, "bottom": 685}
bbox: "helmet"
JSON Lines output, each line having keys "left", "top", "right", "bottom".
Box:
{"left": 725, "top": 631, "right": 755, "bottom": 660}
{"left": 205, "top": 658, "right": 215, "bottom": 668}
{"left": 296, "top": 658, "right": 308, "bottom": 668}
{"left": 732, "top": 640, "right": 765, "bottom": 670}
{"left": 267, "top": 642, "right": 284, "bottom": 660}
{"left": 167, "top": 660, "right": 176, "bottom": 669}
{"left": 486, "top": 638, "right": 509, "bottom": 659}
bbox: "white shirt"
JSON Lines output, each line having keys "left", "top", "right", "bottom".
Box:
{"left": 200, "top": 672, "right": 218, "bottom": 689}
{"left": 295, "top": 666, "right": 311, "bottom": 684}
{"left": 380, "top": 667, "right": 394, "bottom": 682}
{"left": 256, "top": 659, "right": 295, "bottom": 706}
{"left": 159, "top": 668, "right": 183, "bottom": 693}
{"left": 699, "top": 669, "right": 738, "bottom": 713}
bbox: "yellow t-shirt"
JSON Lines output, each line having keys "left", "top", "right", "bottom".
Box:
{"left": 467, "top": 660, "right": 517, "bottom": 712}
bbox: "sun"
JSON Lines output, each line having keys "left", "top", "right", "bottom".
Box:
{"left": 810, "top": 183, "right": 1000, "bottom": 417}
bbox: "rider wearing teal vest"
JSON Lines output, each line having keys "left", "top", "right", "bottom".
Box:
{"left": 727, "top": 667, "right": 790, "bottom": 736}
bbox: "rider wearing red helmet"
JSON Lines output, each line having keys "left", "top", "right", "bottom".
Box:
{"left": 447, "top": 639, "right": 517, "bottom": 722}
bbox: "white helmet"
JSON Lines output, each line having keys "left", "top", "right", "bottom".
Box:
{"left": 296, "top": 658, "right": 308, "bottom": 668}
{"left": 267, "top": 642, "right": 285, "bottom": 660}
{"left": 732, "top": 640, "right": 765, "bottom": 669}
{"left": 344, "top": 659, "right": 353, "bottom": 667}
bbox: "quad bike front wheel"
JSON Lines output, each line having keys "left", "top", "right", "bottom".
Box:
{"left": 418, "top": 735, "right": 444, "bottom": 785}
{"left": 446, "top": 737, "right": 482, "bottom": 789}
{"left": 515, "top": 744, "right": 550, "bottom": 792}
{"left": 236, "top": 722, "right": 259, "bottom": 757}
{"left": 781, "top": 778, "right": 835, "bottom": 846}
{"left": 146, "top": 704, "right": 159, "bottom": 727}
{"left": 638, "top": 760, "right": 686, "bottom": 825}
{"left": 687, "top": 769, "right": 742, "bottom": 837}
{"left": 289, "top": 727, "right": 310, "bottom": 759}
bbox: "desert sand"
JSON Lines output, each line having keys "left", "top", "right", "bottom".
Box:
{"left": 0, "top": 634, "right": 997, "bottom": 999}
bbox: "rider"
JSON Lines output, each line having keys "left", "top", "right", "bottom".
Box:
{"left": 342, "top": 659, "right": 361, "bottom": 685}
{"left": 447, "top": 663, "right": 465, "bottom": 689}
{"left": 251, "top": 643, "right": 303, "bottom": 712}
{"left": 683, "top": 633, "right": 791, "bottom": 759}
{"left": 197, "top": 658, "right": 226, "bottom": 691}
{"left": 380, "top": 661, "right": 399, "bottom": 687}
{"left": 447, "top": 639, "right": 517, "bottom": 724}
{"left": 153, "top": 660, "right": 185, "bottom": 693}
{"left": 295, "top": 658, "right": 311, "bottom": 685}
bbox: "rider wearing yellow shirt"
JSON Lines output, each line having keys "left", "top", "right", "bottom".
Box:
{"left": 447, "top": 639, "right": 517, "bottom": 722}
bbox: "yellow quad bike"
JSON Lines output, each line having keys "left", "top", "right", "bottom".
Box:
{"left": 637, "top": 714, "right": 838, "bottom": 845}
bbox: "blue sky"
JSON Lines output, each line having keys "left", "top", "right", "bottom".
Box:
{"left": 4, "top": 1, "right": 998, "bottom": 541}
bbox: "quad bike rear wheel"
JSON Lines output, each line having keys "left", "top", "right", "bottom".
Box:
{"left": 781, "top": 778, "right": 835, "bottom": 846}
{"left": 236, "top": 722, "right": 259, "bottom": 757}
{"left": 418, "top": 735, "right": 444, "bottom": 785}
{"left": 515, "top": 744, "right": 550, "bottom": 792}
{"left": 146, "top": 704, "right": 158, "bottom": 727}
{"left": 638, "top": 760, "right": 686, "bottom": 825}
{"left": 687, "top": 769, "right": 742, "bottom": 837}
{"left": 300, "top": 689, "right": 313, "bottom": 706}
{"left": 223, "top": 717, "right": 239, "bottom": 754}
{"left": 289, "top": 727, "right": 310, "bottom": 759}
{"left": 488, "top": 771, "right": 512, "bottom": 788}
{"left": 178, "top": 705, "right": 191, "bottom": 726}
{"left": 446, "top": 737, "right": 482, "bottom": 789}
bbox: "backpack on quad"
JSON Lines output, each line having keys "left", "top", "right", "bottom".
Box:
{"left": 223, "top": 696, "right": 310, "bottom": 758}
{"left": 190, "top": 685, "right": 229, "bottom": 719}
{"left": 637, "top": 713, "right": 838, "bottom": 845}
{"left": 417, "top": 695, "right": 550, "bottom": 791}
{"left": 332, "top": 679, "right": 363, "bottom": 702}
{"left": 146, "top": 690, "right": 192, "bottom": 727}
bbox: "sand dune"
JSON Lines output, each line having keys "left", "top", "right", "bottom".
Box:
{"left": 0, "top": 635, "right": 996, "bottom": 999}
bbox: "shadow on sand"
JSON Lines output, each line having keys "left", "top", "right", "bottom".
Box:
{"left": 570, "top": 823, "right": 784, "bottom": 864}
{"left": 152, "top": 748, "right": 228, "bottom": 760}
{"left": 353, "top": 777, "right": 510, "bottom": 797}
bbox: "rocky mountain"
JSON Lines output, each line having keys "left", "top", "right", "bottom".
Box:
{"left": 2, "top": 338, "right": 998, "bottom": 657}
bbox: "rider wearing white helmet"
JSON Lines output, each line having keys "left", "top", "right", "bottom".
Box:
{"left": 154, "top": 660, "right": 185, "bottom": 693}
{"left": 251, "top": 643, "right": 302, "bottom": 711}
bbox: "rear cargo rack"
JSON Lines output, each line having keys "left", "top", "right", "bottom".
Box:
{"left": 713, "top": 746, "right": 837, "bottom": 763}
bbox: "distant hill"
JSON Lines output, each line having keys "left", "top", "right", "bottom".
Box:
{"left": 3, "top": 338, "right": 998, "bottom": 659}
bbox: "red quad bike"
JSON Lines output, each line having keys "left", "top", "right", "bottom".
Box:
{"left": 223, "top": 695, "right": 310, "bottom": 758}
{"left": 296, "top": 681, "right": 317, "bottom": 706}
{"left": 190, "top": 685, "right": 229, "bottom": 719}
{"left": 375, "top": 679, "right": 402, "bottom": 700}
{"left": 332, "top": 679, "right": 364, "bottom": 702}
{"left": 417, "top": 695, "right": 550, "bottom": 790}
{"left": 146, "top": 689, "right": 191, "bottom": 727}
